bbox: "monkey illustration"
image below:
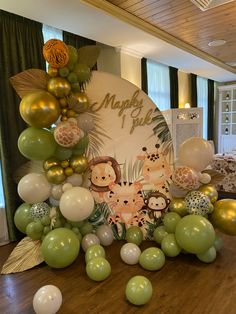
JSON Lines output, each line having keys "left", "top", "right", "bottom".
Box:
{"left": 143, "top": 191, "right": 170, "bottom": 219}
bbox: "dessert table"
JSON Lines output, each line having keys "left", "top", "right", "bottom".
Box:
{"left": 0, "top": 236, "right": 236, "bottom": 314}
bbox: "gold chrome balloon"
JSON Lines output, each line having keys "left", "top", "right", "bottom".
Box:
{"left": 211, "top": 199, "right": 236, "bottom": 236}
{"left": 20, "top": 91, "right": 61, "bottom": 128}
{"left": 198, "top": 184, "right": 218, "bottom": 203}
{"left": 43, "top": 157, "right": 60, "bottom": 171}
{"left": 70, "top": 155, "right": 88, "bottom": 174}
{"left": 64, "top": 167, "right": 74, "bottom": 176}
{"left": 69, "top": 92, "right": 89, "bottom": 113}
{"left": 169, "top": 198, "right": 188, "bottom": 217}
{"left": 46, "top": 165, "right": 66, "bottom": 184}
{"left": 61, "top": 160, "right": 69, "bottom": 168}
{"left": 47, "top": 66, "right": 58, "bottom": 77}
{"left": 47, "top": 77, "right": 71, "bottom": 98}
{"left": 59, "top": 97, "right": 68, "bottom": 108}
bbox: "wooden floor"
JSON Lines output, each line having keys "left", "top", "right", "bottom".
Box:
{"left": 1, "top": 235, "right": 236, "bottom": 314}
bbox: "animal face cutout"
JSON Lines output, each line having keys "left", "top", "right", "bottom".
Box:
{"left": 89, "top": 156, "right": 121, "bottom": 192}
{"left": 144, "top": 191, "right": 170, "bottom": 219}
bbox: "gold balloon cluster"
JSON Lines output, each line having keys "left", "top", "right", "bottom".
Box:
{"left": 44, "top": 155, "right": 88, "bottom": 184}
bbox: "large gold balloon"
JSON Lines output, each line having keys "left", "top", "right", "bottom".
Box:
{"left": 211, "top": 199, "right": 236, "bottom": 236}
{"left": 20, "top": 91, "right": 61, "bottom": 128}
{"left": 198, "top": 184, "right": 218, "bottom": 203}
{"left": 169, "top": 198, "right": 188, "bottom": 217}
{"left": 70, "top": 155, "right": 88, "bottom": 174}
{"left": 47, "top": 77, "right": 71, "bottom": 98}
{"left": 43, "top": 157, "right": 60, "bottom": 171}
{"left": 69, "top": 92, "right": 89, "bottom": 113}
{"left": 46, "top": 165, "right": 66, "bottom": 184}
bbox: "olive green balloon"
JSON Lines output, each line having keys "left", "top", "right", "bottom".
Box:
{"left": 214, "top": 235, "right": 224, "bottom": 252}
{"left": 72, "top": 136, "right": 89, "bottom": 156}
{"left": 85, "top": 244, "right": 106, "bottom": 263}
{"left": 126, "top": 226, "right": 143, "bottom": 246}
{"left": 163, "top": 212, "right": 181, "bottom": 233}
{"left": 86, "top": 257, "right": 111, "bottom": 281}
{"left": 175, "top": 215, "right": 215, "bottom": 254}
{"left": 26, "top": 221, "right": 43, "bottom": 240}
{"left": 74, "top": 63, "right": 91, "bottom": 83}
{"left": 139, "top": 247, "right": 165, "bottom": 271}
{"left": 126, "top": 276, "right": 153, "bottom": 306}
{"left": 54, "top": 145, "right": 72, "bottom": 161}
{"left": 14, "top": 203, "right": 33, "bottom": 233}
{"left": 41, "top": 228, "right": 80, "bottom": 268}
{"left": 18, "top": 127, "right": 57, "bottom": 160}
{"left": 161, "top": 234, "right": 181, "bottom": 257}
{"left": 79, "top": 220, "right": 94, "bottom": 236}
{"left": 153, "top": 226, "right": 168, "bottom": 244}
{"left": 197, "top": 246, "right": 217, "bottom": 263}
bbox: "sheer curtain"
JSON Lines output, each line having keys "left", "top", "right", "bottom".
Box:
{"left": 42, "top": 24, "right": 63, "bottom": 42}
{"left": 147, "top": 60, "right": 170, "bottom": 111}
{"left": 197, "top": 76, "right": 208, "bottom": 139}
{"left": 0, "top": 161, "right": 8, "bottom": 245}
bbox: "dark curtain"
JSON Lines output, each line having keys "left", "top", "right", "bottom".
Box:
{"left": 141, "top": 57, "right": 148, "bottom": 94}
{"left": 190, "top": 73, "right": 197, "bottom": 107}
{"left": 169, "top": 66, "right": 179, "bottom": 108}
{"left": 208, "top": 79, "right": 215, "bottom": 140}
{"left": 0, "top": 10, "right": 45, "bottom": 240}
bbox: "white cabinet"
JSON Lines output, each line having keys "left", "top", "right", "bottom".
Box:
{"left": 218, "top": 84, "right": 236, "bottom": 154}
{"left": 162, "top": 108, "right": 203, "bottom": 158}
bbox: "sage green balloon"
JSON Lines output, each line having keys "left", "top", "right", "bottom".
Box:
{"left": 54, "top": 145, "right": 72, "bottom": 161}
{"left": 41, "top": 228, "right": 80, "bottom": 268}
{"left": 214, "top": 235, "right": 224, "bottom": 252}
{"left": 139, "top": 247, "right": 165, "bottom": 271}
{"left": 14, "top": 203, "right": 33, "bottom": 233}
{"left": 163, "top": 212, "right": 181, "bottom": 233}
{"left": 161, "top": 234, "right": 181, "bottom": 257}
{"left": 86, "top": 257, "right": 111, "bottom": 281}
{"left": 175, "top": 215, "right": 215, "bottom": 254}
{"left": 26, "top": 221, "right": 43, "bottom": 240}
{"left": 153, "top": 226, "right": 168, "bottom": 244}
{"left": 197, "top": 246, "right": 217, "bottom": 263}
{"left": 126, "top": 276, "right": 153, "bottom": 306}
{"left": 72, "top": 136, "right": 89, "bottom": 156}
{"left": 126, "top": 226, "right": 143, "bottom": 246}
{"left": 85, "top": 244, "right": 106, "bottom": 263}
{"left": 18, "top": 127, "right": 57, "bottom": 160}
{"left": 79, "top": 220, "right": 94, "bottom": 236}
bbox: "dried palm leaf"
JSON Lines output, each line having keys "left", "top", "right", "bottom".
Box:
{"left": 1, "top": 237, "right": 44, "bottom": 274}
{"left": 10, "top": 69, "right": 49, "bottom": 99}
{"left": 14, "top": 161, "right": 44, "bottom": 183}
{"left": 77, "top": 45, "right": 101, "bottom": 68}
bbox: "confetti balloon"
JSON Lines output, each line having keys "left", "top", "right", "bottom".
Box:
{"left": 31, "top": 202, "right": 51, "bottom": 219}
{"left": 54, "top": 118, "right": 83, "bottom": 148}
{"left": 185, "top": 190, "right": 212, "bottom": 216}
{"left": 33, "top": 285, "right": 62, "bottom": 314}
{"left": 172, "top": 166, "right": 200, "bottom": 190}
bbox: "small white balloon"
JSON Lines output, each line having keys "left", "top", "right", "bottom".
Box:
{"left": 120, "top": 243, "right": 141, "bottom": 265}
{"left": 62, "top": 183, "right": 73, "bottom": 192}
{"left": 66, "top": 173, "right": 83, "bottom": 186}
{"left": 81, "top": 233, "right": 100, "bottom": 252}
{"left": 59, "top": 187, "right": 94, "bottom": 221}
{"left": 51, "top": 185, "right": 63, "bottom": 200}
{"left": 33, "top": 285, "right": 62, "bottom": 314}
{"left": 18, "top": 173, "right": 51, "bottom": 203}
{"left": 96, "top": 225, "right": 114, "bottom": 246}
{"left": 199, "top": 173, "right": 211, "bottom": 184}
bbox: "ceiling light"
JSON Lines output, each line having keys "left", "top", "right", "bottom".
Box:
{"left": 191, "top": 0, "right": 235, "bottom": 11}
{"left": 208, "top": 40, "right": 226, "bottom": 47}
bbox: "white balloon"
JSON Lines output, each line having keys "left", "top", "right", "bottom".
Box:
{"left": 18, "top": 173, "right": 51, "bottom": 203}
{"left": 120, "top": 243, "right": 141, "bottom": 265}
{"left": 59, "top": 187, "right": 94, "bottom": 221}
{"left": 62, "top": 183, "right": 73, "bottom": 192}
{"left": 178, "top": 137, "right": 214, "bottom": 172}
{"left": 199, "top": 173, "right": 211, "bottom": 184}
{"left": 51, "top": 185, "right": 63, "bottom": 200}
{"left": 169, "top": 183, "right": 188, "bottom": 198}
{"left": 81, "top": 233, "right": 100, "bottom": 252}
{"left": 33, "top": 285, "right": 62, "bottom": 314}
{"left": 96, "top": 225, "right": 114, "bottom": 246}
{"left": 77, "top": 113, "right": 95, "bottom": 132}
{"left": 66, "top": 173, "right": 83, "bottom": 186}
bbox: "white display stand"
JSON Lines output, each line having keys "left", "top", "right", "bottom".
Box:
{"left": 218, "top": 84, "right": 236, "bottom": 154}
{"left": 162, "top": 108, "right": 203, "bottom": 158}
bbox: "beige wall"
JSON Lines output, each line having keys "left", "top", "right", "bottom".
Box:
{"left": 97, "top": 43, "right": 121, "bottom": 77}
{"left": 120, "top": 52, "right": 141, "bottom": 88}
